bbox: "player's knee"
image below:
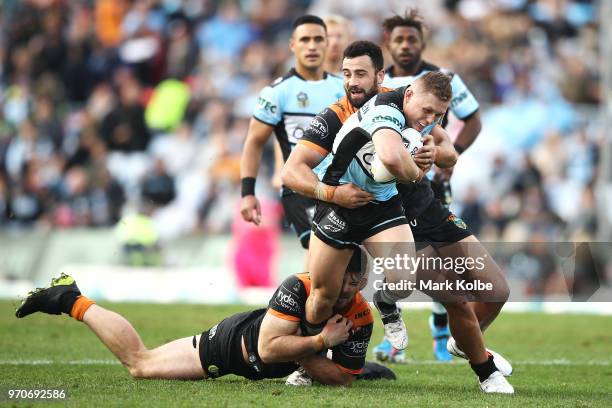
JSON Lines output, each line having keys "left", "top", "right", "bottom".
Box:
{"left": 126, "top": 353, "right": 152, "bottom": 379}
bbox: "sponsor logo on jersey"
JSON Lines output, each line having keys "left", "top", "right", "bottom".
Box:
{"left": 276, "top": 288, "right": 300, "bottom": 312}
{"left": 292, "top": 282, "right": 301, "bottom": 293}
{"left": 208, "top": 324, "right": 218, "bottom": 340}
{"left": 297, "top": 91, "right": 309, "bottom": 108}
{"left": 371, "top": 115, "right": 402, "bottom": 128}
{"left": 354, "top": 308, "right": 370, "bottom": 320}
{"left": 388, "top": 102, "right": 400, "bottom": 110}
{"left": 306, "top": 116, "right": 328, "bottom": 138}
{"left": 345, "top": 339, "right": 369, "bottom": 356}
{"left": 323, "top": 211, "right": 347, "bottom": 233}
{"left": 257, "top": 97, "right": 277, "bottom": 114}
{"left": 450, "top": 90, "right": 468, "bottom": 109}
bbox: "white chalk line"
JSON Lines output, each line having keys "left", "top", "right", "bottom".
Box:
{"left": 0, "top": 359, "right": 609, "bottom": 366}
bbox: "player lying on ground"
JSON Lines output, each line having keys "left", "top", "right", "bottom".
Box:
{"left": 282, "top": 41, "right": 513, "bottom": 393}
{"left": 15, "top": 248, "right": 393, "bottom": 386}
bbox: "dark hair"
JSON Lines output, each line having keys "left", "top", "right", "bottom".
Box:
{"left": 346, "top": 247, "right": 368, "bottom": 279}
{"left": 382, "top": 8, "right": 425, "bottom": 40}
{"left": 415, "top": 71, "right": 452, "bottom": 102}
{"left": 293, "top": 15, "right": 327, "bottom": 32}
{"left": 343, "top": 40, "right": 384, "bottom": 72}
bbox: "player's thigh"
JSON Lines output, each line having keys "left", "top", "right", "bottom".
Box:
{"left": 308, "top": 233, "right": 353, "bottom": 299}
{"left": 145, "top": 336, "right": 206, "bottom": 380}
{"left": 364, "top": 224, "right": 416, "bottom": 283}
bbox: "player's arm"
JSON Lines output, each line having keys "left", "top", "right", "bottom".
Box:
{"left": 239, "top": 118, "right": 275, "bottom": 225}
{"left": 448, "top": 73, "right": 482, "bottom": 154}
{"left": 430, "top": 125, "right": 458, "bottom": 168}
{"left": 298, "top": 354, "right": 355, "bottom": 386}
{"left": 372, "top": 129, "right": 423, "bottom": 183}
{"left": 282, "top": 144, "right": 373, "bottom": 208}
{"left": 257, "top": 313, "right": 352, "bottom": 364}
{"left": 271, "top": 139, "right": 284, "bottom": 190}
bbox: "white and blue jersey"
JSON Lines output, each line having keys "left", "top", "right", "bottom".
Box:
{"left": 316, "top": 87, "right": 423, "bottom": 202}
{"left": 383, "top": 62, "right": 479, "bottom": 124}
{"left": 252, "top": 68, "right": 344, "bottom": 164}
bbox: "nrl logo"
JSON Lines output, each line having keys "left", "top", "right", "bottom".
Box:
{"left": 297, "top": 92, "right": 309, "bottom": 108}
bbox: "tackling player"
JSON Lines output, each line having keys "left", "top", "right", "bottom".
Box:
{"left": 283, "top": 41, "right": 514, "bottom": 393}
{"left": 15, "top": 249, "right": 388, "bottom": 385}
{"left": 378, "top": 9, "right": 484, "bottom": 361}
{"left": 239, "top": 15, "right": 345, "bottom": 251}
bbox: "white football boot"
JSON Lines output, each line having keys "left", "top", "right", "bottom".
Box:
{"left": 285, "top": 366, "right": 312, "bottom": 386}
{"left": 479, "top": 371, "right": 514, "bottom": 394}
{"left": 447, "top": 337, "right": 513, "bottom": 376}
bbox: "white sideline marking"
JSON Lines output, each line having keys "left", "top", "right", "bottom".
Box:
{"left": 0, "top": 359, "right": 610, "bottom": 366}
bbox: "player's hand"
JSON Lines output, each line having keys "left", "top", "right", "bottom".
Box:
{"left": 414, "top": 135, "right": 436, "bottom": 172}
{"left": 332, "top": 184, "right": 374, "bottom": 209}
{"left": 321, "top": 314, "right": 353, "bottom": 347}
{"left": 240, "top": 195, "right": 262, "bottom": 225}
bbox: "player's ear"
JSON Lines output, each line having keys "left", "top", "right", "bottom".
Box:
{"left": 376, "top": 69, "right": 385, "bottom": 86}
{"left": 358, "top": 276, "right": 368, "bottom": 291}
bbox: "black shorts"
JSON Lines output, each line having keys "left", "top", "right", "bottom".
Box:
{"left": 198, "top": 309, "right": 296, "bottom": 381}
{"left": 282, "top": 193, "right": 316, "bottom": 249}
{"left": 312, "top": 195, "right": 408, "bottom": 250}
{"left": 429, "top": 178, "right": 452, "bottom": 207}
{"left": 408, "top": 198, "right": 472, "bottom": 251}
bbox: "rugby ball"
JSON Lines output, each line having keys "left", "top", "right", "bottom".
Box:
{"left": 371, "top": 128, "right": 423, "bottom": 182}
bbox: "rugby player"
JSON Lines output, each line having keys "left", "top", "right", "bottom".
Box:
{"left": 379, "top": 9, "right": 484, "bottom": 361}
{"left": 240, "top": 15, "right": 346, "bottom": 251}
{"left": 15, "top": 249, "right": 389, "bottom": 385}
{"left": 282, "top": 41, "right": 514, "bottom": 393}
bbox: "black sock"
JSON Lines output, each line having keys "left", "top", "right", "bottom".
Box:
{"left": 470, "top": 354, "right": 497, "bottom": 382}
{"left": 59, "top": 292, "right": 80, "bottom": 315}
{"left": 301, "top": 319, "right": 325, "bottom": 336}
{"left": 374, "top": 290, "right": 398, "bottom": 318}
{"left": 433, "top": 312, "right": 448, "bottom": 328}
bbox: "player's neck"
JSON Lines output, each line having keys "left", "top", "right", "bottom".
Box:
{"left": 392, "top": 60, "right": 422, "bottom": 77}
{"left": 295, "top": 65, "right": 325, "bottom": 81}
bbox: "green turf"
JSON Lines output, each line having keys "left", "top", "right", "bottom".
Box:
{"left": 1, "top": 300, "right": 611, "bottom": 407}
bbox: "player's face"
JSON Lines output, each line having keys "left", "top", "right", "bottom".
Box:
{"left": 290, "top": 24, "right": 328, "bottom": 71}
{"left": 387, "top": 26, "right": 424, "bottom": 72}
{"left": 334, "top": 272, "right": 365, "bottom": 311}
{"left": 402, "top": 88, "right": 448, "bottom": 132}
{"left": 327, "top": 23, "right": 350, "bottom": 62}
{"left": 342, "top": 55, "right": 384, "bottom": 108}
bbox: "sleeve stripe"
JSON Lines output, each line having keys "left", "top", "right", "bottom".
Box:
{"left": 334, "top": 362, "right": 363, "bottom": 375}
{"left": 252, "top": 115, "right": 277, "bottom": 127}
{"left": 267, "top": 308, "right": 301, "bottom": 322}
{"left": 298, "top": 140, "right": 329, "bottom": 156}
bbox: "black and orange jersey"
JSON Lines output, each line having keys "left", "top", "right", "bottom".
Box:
{"left": 299, "top": 88, "right": 393, "bottom": 156}
{"left": 267, "top": 273, "right": 373, "bottom": 375}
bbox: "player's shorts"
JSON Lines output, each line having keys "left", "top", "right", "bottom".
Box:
{"left": 198, "top": 309, "right": 296, "bottom": 381}
{"left": 408, "top": 198, "right": 472, "bottom": 251}
{"left": 429, "top": 178, "right": 452, "bottom": 208}
{"left": 312, "top": 195, "right": 408, "bottom": 250}
{"left": 282, "top": 193, "right": 317, "bottom": 249}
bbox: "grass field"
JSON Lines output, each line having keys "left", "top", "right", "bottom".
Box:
{"left": 1, "top": 300, "right": 611, "bottom": 407}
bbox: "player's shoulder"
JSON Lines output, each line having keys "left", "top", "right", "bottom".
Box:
{"left": 373, "top": 87, "right": 405, "bottom": 110}
{"left": 277, "top": 272, "right": 310, "bottom": 296}
{"left": 268, "top": 68, "right": 302, "bottom": 89}
{"left": 344, "top": 293, "right": 374, "bottom": 327}
{"left": 329, "top": 95, "right": 357, "bottom": 123}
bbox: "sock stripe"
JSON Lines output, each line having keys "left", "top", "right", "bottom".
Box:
{"left": 70, "top": 296, "right": 95, "bottom": 321}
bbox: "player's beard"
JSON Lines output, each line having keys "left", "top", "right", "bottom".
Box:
{"left": 346, "top": 83, "right": 378, "bottom": 108}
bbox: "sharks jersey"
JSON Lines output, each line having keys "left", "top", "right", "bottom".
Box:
{"left": 383, "top": 62, "right": 479, "bottom": 124}
{"left": 315, "top": 86, "right": 421, "bottom": 202}
{"left": 253, "top": 68, "right": 344, "bottom": 164}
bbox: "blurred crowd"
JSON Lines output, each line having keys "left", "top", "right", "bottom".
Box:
{"left": 0, "top": 0, "right": 602, "bottom": 244}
